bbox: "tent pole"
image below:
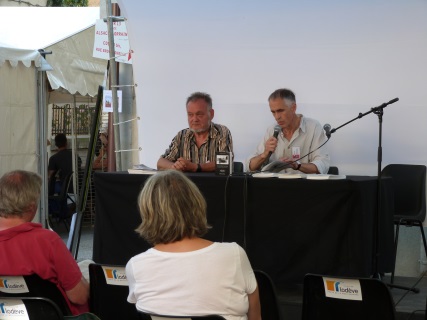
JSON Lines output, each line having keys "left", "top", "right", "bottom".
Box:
{"left": 36, "top": 63, "right": 49, "bottom": 227}
{"left": 106, "top": 0, "right": 122, "bottom": 171}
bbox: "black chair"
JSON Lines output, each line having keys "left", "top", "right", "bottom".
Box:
{"left": 0, "top": 297, "right": 63, "bottom": 320}
{"left": 0, "top": 273, "right": 72, "bottom": 316}
{"left": 89, "top": 263, "right": 140, "bottom": 320}
{"left": 48, "top": 171, "right": 75, "bottom": 230}
{"left": 381, "top": 164, "right": 427, "bottom": 287}
{"left": 138, "top": 313, "right": 225, "bottom": 320}
{"left": 233, "top": 161, "right": 244, "bottom": 173}
{"left": 327, "top": 166, "right": 339, "bottom": 175}
{"left": 254, "top": 270, "right": 282, "bottom": 320}
{"left": 301, "top": 274, "right": 396, "bottom": 320}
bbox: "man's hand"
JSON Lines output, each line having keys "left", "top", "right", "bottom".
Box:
{"left": 279, "top": 157, "right": 297, "bottom": 169}
{"left": 264, "top": 136, "right": 278, "bottom": 155}
{"left": 173, "top": 158, "right": 197, "bottom": 172}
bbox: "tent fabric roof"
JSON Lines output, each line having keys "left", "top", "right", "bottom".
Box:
{"left": 44, "top": 26, "right": 107, "bottom": 97}
{"left": 0, "top": 7, "right": 100, "bottom": 50}
{"left": 0, "top": 7, "right": 104, "bottom": 97}
{"left": 0, "top": 47, "right": 42, "bottom": 68}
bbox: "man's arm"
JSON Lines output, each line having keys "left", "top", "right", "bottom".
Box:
{"left": 157, "top": 157, "right": 175, "bottom": 170}
{"left": 173, "top": 158, "right": 215, "bottom": 172}
{"left": 305, "top": 121, "right": 330, "bottom": 174}
{"left": 65, "top": 277, "right": 89, "bottom": 305}
{"left": 248, "top": 135, "right": 278, "bottom": 171}
{"left": 48, "top": 170, "right": 56, "bottom": 180}
{"left": 249, "top": 153, "right": 268, "bottom": 172}
{"left": 284, "top": 159, "right": 319, "bottom": 174}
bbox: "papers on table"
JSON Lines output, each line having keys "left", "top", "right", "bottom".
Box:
{"left": 128, "top": 164, "right": 157, "bottom": 175}
{"left": 252, "top": 172, "right": 278, "bottom": 178}
{"left": 278, "top": 173, "right": 306, "bottom": 179}
{"left": 252, "top": 172, "right": 346, "bottom": 180}
{"left": 306, "top": 174, "right": 347, "bottom": 180}
{"left": 261, "top": 160, "right": 292, "bottom": 173}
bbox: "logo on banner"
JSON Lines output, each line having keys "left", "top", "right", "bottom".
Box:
{"left": 0, "top": 299, "right": 28, "bottom": 319}
{"left": 102, "top": 266, "right": 128, "bottom": 286}
{"left": 0, "top": 276, "right": 29, "bottom": 294}
{"left": 323, "top": 277, "right": 362, "bottom": 301}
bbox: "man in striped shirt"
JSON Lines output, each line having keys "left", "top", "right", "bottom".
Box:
{"left": 157, "top": 92, "right": 233, "bottom": 173}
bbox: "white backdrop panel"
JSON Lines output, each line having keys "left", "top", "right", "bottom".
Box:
{"left": 117, "top": 0, "right": 427, "bottom": 174}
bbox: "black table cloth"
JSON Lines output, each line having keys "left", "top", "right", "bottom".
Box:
{"left": 93, "top": 172, "right": 394, "bottom": 286}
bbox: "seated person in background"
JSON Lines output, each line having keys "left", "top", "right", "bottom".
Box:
{"left": 0, "top": 170, "right": 89, "bottom": 315}
{"left": 48, "top": 133, "right": 81, "bottom": 192}
{"left": 93, "top": 132, "right": 109, "bottom": 170}
{"left": 247, "top": 88, "right": 330, "bottom": 174}
{"left": 126, "top": 170, "right": 261, "bottom": 320}
{"left": 157, "top": 92, "right": 233, "bottom": 173}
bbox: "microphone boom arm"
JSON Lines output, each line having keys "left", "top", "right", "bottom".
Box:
{"left": 330, "top": 98, "right": 399, "bottom": 136}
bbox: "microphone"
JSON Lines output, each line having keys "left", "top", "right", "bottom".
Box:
{"left": 323, "top": 123, "right": 331, "bottom": 139}
{"left": 263, "top": 125, "right": 281, "bottom": 165}
{"left": 387, "top": 97, "right": 399, "bottom": 105}
{"left": 374, "top": 97, "right": 399, "bottom": 110}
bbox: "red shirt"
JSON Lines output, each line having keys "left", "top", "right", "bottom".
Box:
{"left": 0, "top": 222, "right": 89, "bottom": 315}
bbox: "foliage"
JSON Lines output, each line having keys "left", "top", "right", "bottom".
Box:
{"left": 46, "top": 0, "right": 88, "bottom": 7}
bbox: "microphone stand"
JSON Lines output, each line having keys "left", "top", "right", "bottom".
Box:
{"left": 329, "top": 98, "right": 400, "bottom": 285}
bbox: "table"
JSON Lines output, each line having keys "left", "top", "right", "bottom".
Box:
{"left": 93, "top": 172, "right": 394, "bottom": 286}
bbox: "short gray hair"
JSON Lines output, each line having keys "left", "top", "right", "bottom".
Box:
{"left": 0, "top": 170, "right": 42, "bottom": 218}
{"left": 186, "top": 92, "right": 213, "bottom": 110}
{"left": 268, "top": 88, "right": 296, "bottom": 107}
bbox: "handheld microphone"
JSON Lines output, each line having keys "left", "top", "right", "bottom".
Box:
{"left": 263, "top": 125, "right": 281, "bottom": 165}
{"left": 323, "top": 123, "right": 331, "bottom": 139}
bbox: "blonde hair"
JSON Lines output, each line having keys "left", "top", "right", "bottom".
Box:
{"left": 136, "top": 170, "right": 210, "bottom": 245}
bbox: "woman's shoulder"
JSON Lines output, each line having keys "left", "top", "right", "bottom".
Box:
{"left": 213, "top": 242, "right": 246, "bottom": 254}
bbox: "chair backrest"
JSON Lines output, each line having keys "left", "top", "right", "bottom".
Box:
{"left": 138, "top": 312, "right": 225, "bottom": 320}
{"left": 254, "top": 270, "right": 281, "bottom": 320}
{"left": 327, "top": 166, "right": 339, "bottom": 175}
{"left": 89, "top": 263, "right": 140, "bottom": 320}
{"left": 49, "top": 171, "right": 74, "bottom": 198}
{"left": 0, "top": 273, "right": 72, "bottom": 316}
{"left": 233, "top": 161, "right": 244, "bottom": 173}
{"left": 302, "top": 274, "right": 396, "bottom": 320}
{"left": 60, "top": 171, "right": 75, "bottom": 198}
{"left": 381, "top": 164, "right": 426, "bottom": 220}
{"left": 0, "top": 296, "right": 63, "bottom": 320}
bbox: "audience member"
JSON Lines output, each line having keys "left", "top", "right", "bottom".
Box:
{"left": 126, "top": 170, "right": 261, "bottom": 320}
{"left": 48, "top": 133, "right": 81, "bottom": 193}
{"left": 247, "top": 88, "right": 330, "bottom": 173}
{"left": 157, "top": 92, "right": 233, "bottom": 173}
{"left": 93, "top": 132, "right": 108, "bottom": 170}
{"left": 0, "top": 170, "right": 89, "bottom": 315}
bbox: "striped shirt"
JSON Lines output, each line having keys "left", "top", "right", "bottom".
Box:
{"left": 161, "top": 123, "right": 233, "bottom": 164}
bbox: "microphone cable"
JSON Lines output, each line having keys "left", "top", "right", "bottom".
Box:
{"left": 221, "top": 174, "right": 231, "bottom": 242}
{"left": 242, "top": 172, "right": 248, "bottom": 250}
{"left": 394, "top": 268, "right": 427, "bottom": 307}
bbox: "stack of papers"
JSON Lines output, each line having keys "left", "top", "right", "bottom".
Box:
{"left": 306, "top": 174, "right": 346, "bottom": 180}
{"left": 128, "top": 164, "right": 157, "bottom": 175}
{"left": 277, "top": 173, "right": 306, "bottom": 179}
{"left": 252, "top": 172, "right": 278, "bottom": 178}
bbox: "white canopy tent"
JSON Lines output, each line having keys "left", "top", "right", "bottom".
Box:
{"left": 0, "top": 7, "right": 106, "bottom": 224}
